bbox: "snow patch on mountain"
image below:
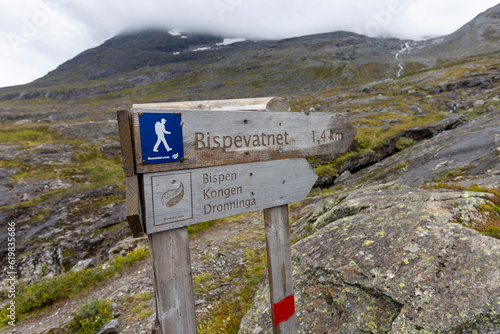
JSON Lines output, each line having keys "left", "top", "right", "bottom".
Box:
{"left": 217, "top": 38, "right": 246, "bottom": 46}
{"left": 193, "top": 47, "right": 212, "bottom": 52}
{"left": 168, "top": 30, "right": 183, "bottom": 36}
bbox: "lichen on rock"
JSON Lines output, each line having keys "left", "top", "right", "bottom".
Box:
{"left": 239, "top": 184, "right": 500, "bottom": 333}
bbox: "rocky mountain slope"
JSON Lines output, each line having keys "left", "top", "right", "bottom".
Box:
{"left": 412, "top": 3, "right": 500, "bottom": 61}
{"left": 0, "top": 3, "right": 499, "bottom": 333}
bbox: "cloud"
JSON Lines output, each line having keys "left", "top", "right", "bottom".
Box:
{"left": 0, "top": 0, "right": 499, "bottom": 87}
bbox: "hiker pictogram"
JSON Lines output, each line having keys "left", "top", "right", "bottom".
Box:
{"left": 153, "top": 118, "right": 172, "bottom": 152}
{"left": 138, "top": 112, "right": 184, "bottom": 165}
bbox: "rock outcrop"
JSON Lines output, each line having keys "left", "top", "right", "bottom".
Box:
{"left": 239, "top": 185, "right": 500, "bottom": 333}
{"left": 342, "top": 108, "right": 500, "bottom": 189}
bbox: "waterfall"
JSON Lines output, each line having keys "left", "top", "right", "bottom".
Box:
{"left": 395, "top": 42, "right": 411, "bottom": 77}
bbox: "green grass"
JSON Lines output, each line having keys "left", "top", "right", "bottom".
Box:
{"left": 395, "top": 137, "right": 417, "bottom": 151}
{"left": 311, "top": 112, "right": 445, "bottom": 183}
{"left": 187, "top": 220, "right": 219, "bottom": 236}
{"left": 0, "top": 126, "right": 57, "bottom": 147}
{"left": 0, "top": 141, "right": 126, "bottom": 213}
{"left": 121, "top": 292, "right": 154, "bottom": 321}
{"left": 193, "top": 272, "right": 216, "bottom": 294}
{"left": 432, "top": 165, "right": 477, "bottom": 183}
{"left": 187, "top": 213, "right": 251, "bottom": 236}
{"left": 0, "top": 247, "right": 149, "bottom": 328}
{"left": 71, "top": 145, "right": 125, "bottom": 189}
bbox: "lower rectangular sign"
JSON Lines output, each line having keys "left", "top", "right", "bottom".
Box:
{"left": 142, "top": 158, "right": 318, "bottom": 234}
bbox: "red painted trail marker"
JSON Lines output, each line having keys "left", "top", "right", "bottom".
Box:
{"left": 273, "top": 294, "right": 296, "bottom": 326}
{"left": 117, "top": 97, "right": 356, "bottom": 333}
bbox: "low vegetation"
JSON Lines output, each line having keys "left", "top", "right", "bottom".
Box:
{"left": 120, "top": 292, "right": 154, "bottom": 321}
{"left": 0, "top": 247, "right": 149, "bottom": 327}
{"left": 68, "top": 298, "right": 114, "bottom": 334}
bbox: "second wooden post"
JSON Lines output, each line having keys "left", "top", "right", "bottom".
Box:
{"left": 264, "top": 205, "right": 297, "bottom": 333}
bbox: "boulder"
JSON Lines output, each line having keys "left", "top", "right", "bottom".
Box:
{"left": 97, "top": 319, "right": 120, "bottom": 334}
{"left": 239, "top": 185, "right": 500, "bottom": 333}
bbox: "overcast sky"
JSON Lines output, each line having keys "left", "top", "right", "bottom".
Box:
{"left": 0, "top": 0, "right": 499, "bottom": 88}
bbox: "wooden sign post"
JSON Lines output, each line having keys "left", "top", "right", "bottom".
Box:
{"left": 117, "top": 97, "right": 356, "bottom": 333}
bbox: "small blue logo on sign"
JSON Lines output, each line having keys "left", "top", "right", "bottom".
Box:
{"left": 139, "top": 113, "right": 184, "bottom": 164}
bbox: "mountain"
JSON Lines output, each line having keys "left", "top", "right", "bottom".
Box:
{"left": 1, "top": 4, "right": 500, "bottom": 114}
{"left": 0, "top": 30, "right": 407, "bottom": 110}
{"left": 414, "top": 3, "right": 500, "bottom": 61}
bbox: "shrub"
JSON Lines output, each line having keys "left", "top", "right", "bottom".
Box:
{"left": 69, "top": 298, "right": 113, "bottom": 334}
{"left": 395, "top": 136, "right": 416, "bottom": 151}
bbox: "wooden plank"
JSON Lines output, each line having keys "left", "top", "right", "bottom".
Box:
{"left": 116, "top": 109, "right": 136, "bottom": 177}
{"left": 131, "top": 108, "right": 356, "bottom": 174}
{"left": 148, "top": 227, "right": 196, "bottom": 333}
{"left": 133, "top": 96, "right": 290, "bottom": 112}
{"left": 264, "top": 205, "right": 297, "bottom": 333}
{"left": 125, "top": 176, "right": 144, "bottom": 237}
{"left": 141, "top": 158, "right": 317, "bottom": 234}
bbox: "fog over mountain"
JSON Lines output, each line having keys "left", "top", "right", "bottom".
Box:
{"left": 1, "top": 0, "right": 499, "bottom": 87}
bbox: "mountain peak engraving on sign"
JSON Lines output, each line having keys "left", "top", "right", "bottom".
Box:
{"left": 161, "top": 182, "right": 184, "bottom": 207}
{"left": 138, "top": 113, "right": 184, "bottom": 165}
{"left": 151, "top": 173, "right": 193, "bottom": 227}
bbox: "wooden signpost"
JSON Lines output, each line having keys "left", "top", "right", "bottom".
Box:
{"left": 117, "top": 97, "right": 356, "bottom": 333}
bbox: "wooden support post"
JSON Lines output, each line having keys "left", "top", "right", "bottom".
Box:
{"left": 125, "top": 175, "right": 144, "bottom": 237}
{"left": 116, "top": 109, "right": 136, "bottom": 177}
{"left": 148, "top": 227, "right": 197, "bottom": 333}
{"left": 264, "top": 205, "right": 297, "bottom": 333}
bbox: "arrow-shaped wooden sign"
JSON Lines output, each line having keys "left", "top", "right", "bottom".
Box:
{"left": 131, "top": 108, "right": 356, "bottom": 174}
{"left": 142, "top": 158, "right": 317, "bottom": 234}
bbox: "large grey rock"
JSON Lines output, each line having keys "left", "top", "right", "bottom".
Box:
{"left": 97, "top": 319, "right": 120, "bottom": 334}
{"left": 239, "top": 185, "right": 500, "bottom": 333}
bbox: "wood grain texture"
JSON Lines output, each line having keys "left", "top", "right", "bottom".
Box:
{"left": 148, "top": 227, "right": 196, "bottom": 333}
{"left": 125, "top": 175, "right": 144, "bottom": 237}
{"left": 141, "top": 158, "right": 317, "bottom": 234}
{"left": 133, "top": 97, "right": 290, "bottom": 112}
{"left": 132, "top": 108, "right": 356, "bottom": 174}
{"left": 117, "top": 109, "right": 136, "bottom": 176}
{"left": 264, "top": 205, "right": 297, "bottom": 333}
